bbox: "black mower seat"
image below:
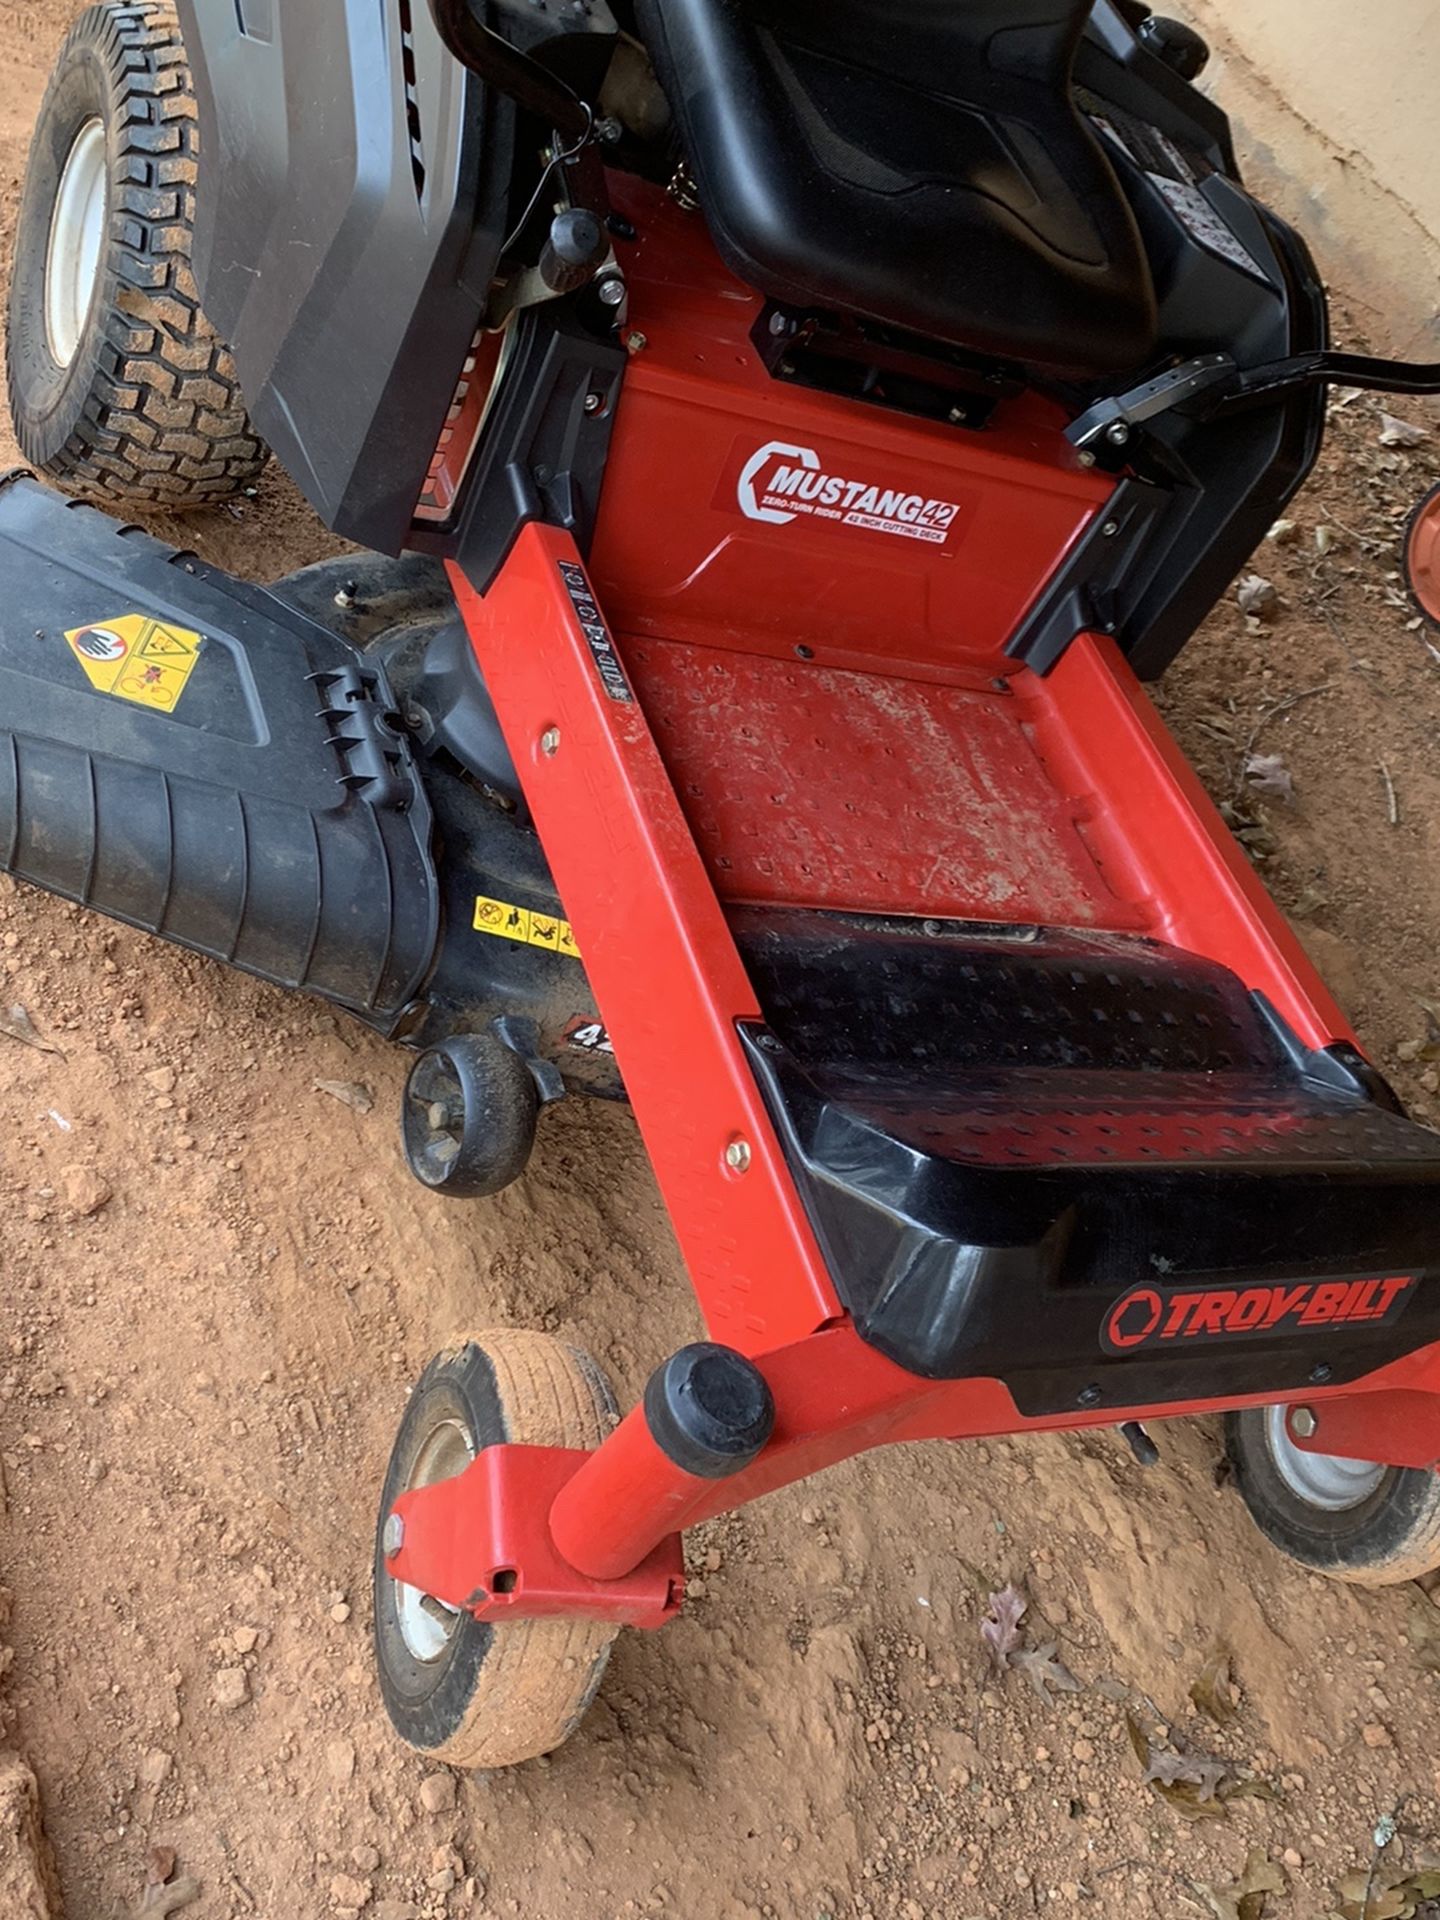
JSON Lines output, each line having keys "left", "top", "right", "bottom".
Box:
{"left": 637, "top": 0, "right": 1159, "bottom": 377}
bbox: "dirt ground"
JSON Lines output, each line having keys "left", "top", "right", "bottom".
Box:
{"left": 3, "top": 7, "right": 1440, "bottom": 1918}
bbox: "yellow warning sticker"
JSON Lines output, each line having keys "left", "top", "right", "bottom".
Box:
{"left": 473, "top": 895, "right": 581, "bottom": 958}
{"left": 64, "top": 613, "right": 204, "bottom": 712}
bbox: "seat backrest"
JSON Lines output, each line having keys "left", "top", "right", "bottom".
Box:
{"left": 637, "top": 0, "right": 1159, "bottom": 377}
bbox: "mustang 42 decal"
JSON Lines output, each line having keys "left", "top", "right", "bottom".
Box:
{"left": 735, "top": 439, "right": 964, "bottom": 544}
{"left": 1101, "top": 1275, "right": 1419, "bottom": 1354}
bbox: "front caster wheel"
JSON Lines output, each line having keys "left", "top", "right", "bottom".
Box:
{"left": 373, "top": 1330, "right": 620, "bottom": 1768}
{"left": 1225, "top": 1405, "right": 1440, "bottom": 1586}
{"left": 401, "top": 1034, "right": 538, "bottom": 1197}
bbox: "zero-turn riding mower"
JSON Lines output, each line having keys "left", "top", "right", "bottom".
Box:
{"left": 8, "top": 0, "right": 1440, "bottom": 1769}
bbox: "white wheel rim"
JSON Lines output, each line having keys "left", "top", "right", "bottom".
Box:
{"left": 393, "top": 1416, "right": 475, "bottom": 1663}
{"left": 44, "top": 117, "right": 108, "bottom": 368}
{"left": 1264, "top": 1404, "right": 1387, "bottom": 1512}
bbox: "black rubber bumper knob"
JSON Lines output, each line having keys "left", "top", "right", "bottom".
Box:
{"left": 643, "top": 1344, "right": 775, "bottom": 1479}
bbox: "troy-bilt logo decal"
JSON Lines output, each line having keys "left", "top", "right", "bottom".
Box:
{"left": 736, "top": 440, "right": 962, "bottom": 544}
{"left": 1102, "top": 1276, "right": 1419, "bottom": 1355}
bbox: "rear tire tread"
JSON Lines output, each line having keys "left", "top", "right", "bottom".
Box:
{"left": 6, "top": 1, "right": 265, "bottom": 507}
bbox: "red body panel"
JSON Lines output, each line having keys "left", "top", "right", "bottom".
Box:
{"left": 624, "top": 640, "right": 1149, "bottom": 925}
{"left": 593, "top": 182, "right": 1109, "bottom": 679}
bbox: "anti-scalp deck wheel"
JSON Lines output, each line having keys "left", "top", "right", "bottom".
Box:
{"left": 1225, "top": 1405, "right": 1440, "bottom": 1585}
{"left": 401, "top": 1034, "right": 538, "bottom": 1197}
{"left": 1403, "top": 483, "right": 1440, "bottom": 628}
{"left": 373, "top": 1331, "right": 620, "bottom": 1768}
{"left": 5, "top": 1, "right": 265, "bottom": 508}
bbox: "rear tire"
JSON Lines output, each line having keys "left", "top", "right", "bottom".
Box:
{"left": 1225, "top": 1405, "right": 1440, "bottom": 1585}
{"left": 373, "top": 1331, "right": 620, "bottom": 1768}
{"left": 5, "top": 1, "right": 265, "bottom": 509}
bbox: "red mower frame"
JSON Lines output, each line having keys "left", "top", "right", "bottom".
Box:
{"left": 384, "top": 183, "right": 1440, "bottom": 1630}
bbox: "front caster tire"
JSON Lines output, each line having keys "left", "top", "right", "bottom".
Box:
{"left": 5, "top": 1, "right": 266, "bottom": 509}
{"left": 1225, "top": 1405, "right": 1440, "bottom": 1586}
{"left": 401, "top": 1034, "right": 540, "bottom": 1197}
{"left": 374, "top": 1331, "right": 620, "bottom": 1768}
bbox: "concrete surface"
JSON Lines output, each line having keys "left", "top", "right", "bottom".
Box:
{"left": 1182, "top": 0, "right": 1440, "bottom": 350}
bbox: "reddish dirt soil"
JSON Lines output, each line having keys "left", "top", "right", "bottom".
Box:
{"left": 3, "top": 8, "right": 1440, "bottom": 1919}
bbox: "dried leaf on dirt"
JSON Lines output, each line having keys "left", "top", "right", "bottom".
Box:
{"left": 980, "top": 1585, "right": 1026, "bottom": 1668}
{"left": 0, "top": 1004, "right": 63, "bottom": 1055}
{"left": 1291, "top": 884, "right": 1331, "bottom": 919}
{"left": 131, "top": 1873, "right": 201, "bottom": 1918}
{"left": 1198, "top": 1847, "right": 1288, "bottom": 1920}
{"left": 1126, "top": 1712, "right": 1230, "bottom": 1821}
{"left": 1011, "top": 1642, "right": 1081, "bottom": 1704}
{"left": 1237, "top": 574, "right": 1279, "bottom": 619}
{"left": 1379, "top": 414, "right": 1429, "bottom": 449}
{"left": 1244, "top": 753, "right": 1295, "bottom": 803}
{"left": 1093, "top": 1675, "right": 1133, "bottom": 1704}
{"left": 1406, "top": 1589, "right": 1440, "bottom": 1675}
{"left": 1190, "top": 1645, "right": 1239, "bottom": 1727}
{"left": 145, "top": 1845, "right": 177, "bottom": 1887}
{"left": 1143, "top": 1748, "right": 1228, "bottom": 1800}
{"left": 313, "top": 1078, "right": 375, "bottom": 1114}
{"left": 1334, "top": 1866, "right": 1440, "bottom": 1920}
{"left": 1217, "top": 1775, "right": 1278, "bottom": 1806}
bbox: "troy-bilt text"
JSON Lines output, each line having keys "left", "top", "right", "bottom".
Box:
{"left": 1102, "top": 1276, "right": 1418, "bottom": 1354}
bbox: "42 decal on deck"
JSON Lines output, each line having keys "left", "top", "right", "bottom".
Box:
{"left": 1101, "top": 1275, "right": 1419, "bottom": 1354}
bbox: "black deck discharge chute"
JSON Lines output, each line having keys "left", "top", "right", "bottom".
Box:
{"left": 0, "top": 476, "right": 439, "bottom": 1031}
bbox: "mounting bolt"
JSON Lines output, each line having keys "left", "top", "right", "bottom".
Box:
{"left": 1077, "top": 1384, "right": 1103, "bottom": 1409}
{"left": 382, "top": 1512, "right": 405, "bottom": 1557}
{"left": 1076, "top": 450, "right": 1097, "bottom": 468}
{"left": 947, "top": 405, "right": 967, "bottom": 424}
{"left": 1309, "top": 1362, "right": 1333, "bottom": 1385}
{"left": 1106, "top": 421, "right": 1131, "bottom": 447}
{"left": 1102, "top": 520, "right": 1120, "bottom": 537}
{"left": 724, "top": 1138, "right": 752, "bottom": 1174}
{"left": 596, "top": 274, "right": 626, "bottom": 309}
{"left": 625, "top": 330, "right": 648, "bottom": 353}
{"left": 540, "top": 727, "right": 561, "bottom": 757}
{"left": 583, "top": 390, "right": 606, "bottom": 414}
{"left": 1289, "top": 1406, "right": 1318, "bottom": 1439}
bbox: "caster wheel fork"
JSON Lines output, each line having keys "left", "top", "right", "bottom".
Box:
{"left": 373, "top": 1330, "right": 621, "bottom": 1768}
